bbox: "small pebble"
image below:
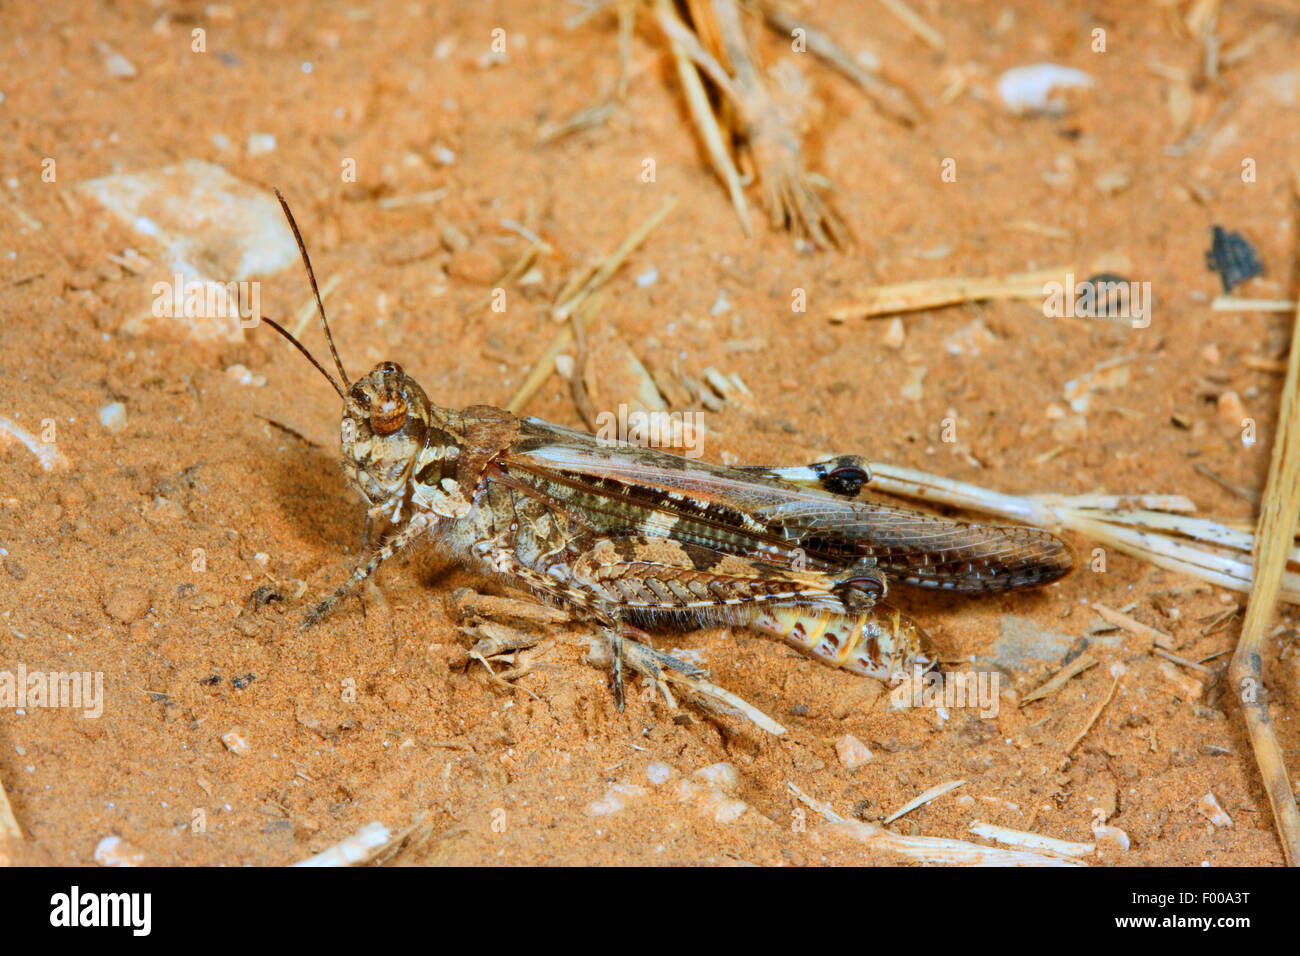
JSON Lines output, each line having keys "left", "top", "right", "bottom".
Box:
{"left": 1156, "top": 661, "right": 1204, "bottom": 700}
{"left": 943, "top": 318, "right": 996, "bottom": 357}
{"left": 1197, "top": 791, "right": 1233, "bottom": 829}
{"left": 246, "top": 132, "right": 277, "bottom": 156}
{"left": 99, "top": 402, "right": 127, "bottom": 433}
{"left": 691, "top": 762, "right": 739, "bottom": 793}
{"left": 882, "top": 317, "right": 905, "bottom": 350}
{"left": 1094, "top": 170, "right": 1131, "bottom": 195}
{"left": 1092, "top": 822, "right": 1130, "bottom": 852}
{"left": 96, "top": 42, "right": 137, "bottom": 79}
{"left": 1051, "top": 413, "right": 1088, "bottom": 443}
{"left": 674, "top": 778, "right": 750, "bottom": 824}
{"left": 225, "top": 364, "right": 267, "bottom": 386}
{"left": 997, "top": 63, "right": 1092, "bottom": 113}
{"left": 645, "top": 762, "right": 673, "bottom": 785}
{"left": 699, "top": 792, "right": 749, "bottom": 825}
{"left": 1063, "top": 360, "right": 1130, "bottom": 414}
{"left": 1217, "top": 390, "right": 1247, "bottom": 428}
{"left": 440, "top": 224, "right": 470, "bottom": 251}
{"left": 103, "top": 585, "right": 150, "bottom": 623}
{"left": 588, "top": 798, "right": 621, "bottom": 819}
{"left": 900, "top": 366, "right": 926, "bottom": 403}
{"left": 586, "top": 783, "right": 646, "bottom": 816}
{"left": 221, "top": 728, "right": 251, "bottom": 755}
{"left": 835, "top": 733, "right": 874, "bottom": 769}
{"left": 94, "top": 836, "right": 146, "bottom": 866}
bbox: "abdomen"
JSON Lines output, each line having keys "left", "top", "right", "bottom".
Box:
{"left": 746, "top": 603, "right": 929, "bottom": 682}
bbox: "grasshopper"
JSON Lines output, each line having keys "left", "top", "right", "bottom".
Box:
{"left": 260, "top": 190, "right": 1074, "bottom": 715}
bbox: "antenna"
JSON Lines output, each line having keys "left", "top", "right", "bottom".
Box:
{"left": 272, "top": 187, "right": 351, "bottom": 390}
{"left": 259, "top": 315, "right": 349, "bottom": 402}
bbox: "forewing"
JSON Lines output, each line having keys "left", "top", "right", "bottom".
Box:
{"left": 500, "top": 419, "right": 1074, "bottom": 592}
{"left": 755, "top": 498, "right": 1074, "bottom": 591}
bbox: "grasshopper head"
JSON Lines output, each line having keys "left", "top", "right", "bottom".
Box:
{"left": 261, "top": 190, "right": 465, "bottom": 512}
{"left": 341, "top": 361, "right": 434, "bottom": 505}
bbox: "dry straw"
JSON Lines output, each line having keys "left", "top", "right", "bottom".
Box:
{"left": 0, "top": 771, "right": 21, "bottom": 843}
{"left": 1226, "top": 250, "right": 1300, "bottom": 864}
{"left": 789, "top": 782, "right": 1086, "bottom": 866}
{"left": 829, "top": 267, "right": 1076, "bottom": 322}
{"left": 865, "top": 462, "right": 1300, "bottom": 605}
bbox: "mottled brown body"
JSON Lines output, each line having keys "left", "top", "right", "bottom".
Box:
{"left": 261, "top": 189, "right": 1076, "bottom": 710}
{"left": 301, "top": 376, "right": 1073, "bottom": 690}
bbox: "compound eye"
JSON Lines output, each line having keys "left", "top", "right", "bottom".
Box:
{"left": 370, "top": 394, "right": 408, "bottom": 435}
{"left": 378, "top": 361, "right": 402, "bottom": 375}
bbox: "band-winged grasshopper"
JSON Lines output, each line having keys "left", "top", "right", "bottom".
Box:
{"left": 260, "top": 191, "right": 1074, "bottom": 714}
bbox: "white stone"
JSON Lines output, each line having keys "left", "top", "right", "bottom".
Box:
{"left": 98, "top": 402, "right": 127, "bottom": 433}
{"left": 997, "top": 64, "right": 1093, "bottom": 113}
{"left": 94, "top": 835, "right": 145, "bottom": 866}
{"left": 246, "top": 133, "right": 277, "bottom": 156}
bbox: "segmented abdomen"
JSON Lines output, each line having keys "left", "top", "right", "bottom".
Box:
{"left": 747, "top": 604, "right": 928, "bottom": 681}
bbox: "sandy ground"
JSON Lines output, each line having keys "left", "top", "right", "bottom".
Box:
{"left": 1, "top": 1, "right": 1298, "bottom": 866}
